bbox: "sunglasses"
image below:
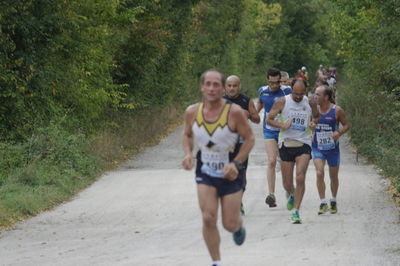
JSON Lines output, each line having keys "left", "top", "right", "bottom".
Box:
{"left": 268, "top": 80, "right": 280, "bottom": 85}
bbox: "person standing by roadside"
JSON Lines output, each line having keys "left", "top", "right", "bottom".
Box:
{"left": 223, "top": 75, "right": 260, "bottom": 215}
{"left": 266, "top": 78, "right": 319, "bottom": 223}
{"left": 313, "top": 85, "right": 350, "bottom": 215}
{"left": 182, "top": 69, "right": 255, "bottom": 266}
{"left": 257, "top": 68, "right": 292, "bottom": 208}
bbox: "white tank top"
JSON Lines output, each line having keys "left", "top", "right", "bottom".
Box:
{"left": 192, "top": 103, "right": 240, "bottom": 178}
{"left": 278, "top": 95, "right": 313, "bottom": 147}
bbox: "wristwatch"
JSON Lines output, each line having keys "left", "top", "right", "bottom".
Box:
{"left": 233, "top": 160, "right": 244, "bottom": 171}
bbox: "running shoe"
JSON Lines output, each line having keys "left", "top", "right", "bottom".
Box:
{"left": 240, "top": 202, "right": 245, "bottom": 216}
{"left": 233, "top": 226, "right": 246, "bottom": 245}
{"left": 265, "top": 194, "right": 277, "bottom": 207}
{"left": 330, "top": 200, "right": 337, "bottom": 214}
{"left": 318, "top": 203, "right": 329, "bottom": 215}
{"left": 287, "top": 195, "right": 294, "bottom": 211}
{"left": 291, "top": 210, "right": 302, "bottom": 224}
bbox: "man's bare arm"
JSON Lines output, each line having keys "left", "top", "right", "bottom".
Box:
{"left": 182, "top": 104, "right": 197, "bottom": 170}
{"left": 334, "top": 106, "right": 350, "bottom": 140}
{"left": 309, "top": 98, "right": 320, "bottom": 129}
{"left": 223, "top": 105, "right": 255, "bottom": 180}
{"left": 266, "top": 97, "right": 290, "bottom": 129}
{"left": 256, "top": 99, "right": 263, "bottom": 113}
{"left": 248, "top": 99, "right": 260, "bottom": 124}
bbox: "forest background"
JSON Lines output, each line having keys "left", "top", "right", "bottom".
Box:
{"left": 0, "top": 0, "right": 399, "bottom": 228}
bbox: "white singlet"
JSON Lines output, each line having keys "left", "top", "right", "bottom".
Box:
{"left": 192, "top": 103, "right": 240, "bottom": 178}
{"left": 278, "top": 95, "right": 313, "bottom": 147}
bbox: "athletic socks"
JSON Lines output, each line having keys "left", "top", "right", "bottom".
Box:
{"left": 321, "top": 198, "right": 328, "bottom": 204}
{"left": 212, "top": 261, "right": 222, "bottom": 266}
{"left": 331, "top": 197, "right": 337, "bottom": 202}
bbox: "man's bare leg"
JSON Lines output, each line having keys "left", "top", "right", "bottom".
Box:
{"left": 329, "top": 166, "right": 339, "bottom": 198}
{"left": 294, "top": 154, "right": 311, "bottom": 210}
{"left": 221, "top": 189, "right": 243, "bottom": 233}
{"left": 197, "top": 184, "right": 220, "bottom": 261}
{"left": 265, "top": 140, "right": 279, "bottom": 197}
{"left": 314, "top": 159, "right": 326, "bottom": 199}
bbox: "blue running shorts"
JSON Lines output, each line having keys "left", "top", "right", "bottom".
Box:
{"left": 263, "top": 130, "right": 279, "bottom": 142}
{"left": 312, "top": 149, "right": 340, "bottom": 167}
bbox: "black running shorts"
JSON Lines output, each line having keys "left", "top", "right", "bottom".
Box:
{"left": 279, "top": 143, "right": 311, "bottom": 162}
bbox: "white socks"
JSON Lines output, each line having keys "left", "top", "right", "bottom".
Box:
{"left": 212, "top": 261, "right": 222, "bottom": 266}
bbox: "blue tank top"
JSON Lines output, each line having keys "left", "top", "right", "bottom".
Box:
{"left": 312, "top": 105, "right": 339, "bottom": 152}
{"left": 258, "top": 85, "right": 292, "bottom": 132}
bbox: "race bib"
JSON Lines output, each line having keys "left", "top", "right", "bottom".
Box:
{"left": 316, "top": 131, "right": 335, "bottom": 150}
{"left": 200, "top": 150, "right": 229, "bottom": 178}
{"left": 290, "top": 113, "right": 308, "bottom": 131}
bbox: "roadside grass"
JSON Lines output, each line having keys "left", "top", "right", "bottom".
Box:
{"left": 339, "top": 79, "right": 400, "bottom": 203}
{"left": 0, "top": 105, "right": 182, "bottom": 230}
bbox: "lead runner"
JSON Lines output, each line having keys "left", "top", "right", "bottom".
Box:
{"left": 182, "top": 69, "right": 255, "bottom": 266}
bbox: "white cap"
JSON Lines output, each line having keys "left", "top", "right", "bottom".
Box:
{"left": 319, "top": 64, "right": 323, "bottom": 68}
{"left": 301, "top": 66, "right": 306, "bottom": 71}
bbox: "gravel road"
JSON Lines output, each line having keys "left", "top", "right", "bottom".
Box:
{"left": 0, "top": 119, "right": 399, "bottom": 266}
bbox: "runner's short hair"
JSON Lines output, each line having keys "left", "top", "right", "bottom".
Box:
{"left": 320, "top": 85, "right": 336, "bottom": 104}
{"left": 200, "top": 69, "right": 225, "bottom": 86}
{"left": 280, "top": 71, "right": 289, "bottom": 79}
{"left": 267, "top": 67, "right": 281, "bottom": 79}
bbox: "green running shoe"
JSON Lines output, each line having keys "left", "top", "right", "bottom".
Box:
{"left": 287, "top": 195, "right": 294, "bottom": 211}
{"left": 291, "top": 210, "right": 302, "bottom": 224}
{"left": 318, "top": 203, "right": 329, "bottom": 215}
{"left": 233, "top": 226, "right": 246, "bottom": 245}
{"left": 240, "top": 202, "right": 245, "bottom": 216}
{"left": 330, "top": 200, "right": 337, "bottom": 214}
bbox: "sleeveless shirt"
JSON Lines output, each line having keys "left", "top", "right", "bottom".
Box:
{"left": 192, "top": 103, "right": 240, "bottom": 178}
{"left": 278, "top": 95, "right": 313, "bottom": 147}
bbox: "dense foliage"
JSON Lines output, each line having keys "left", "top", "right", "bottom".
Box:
{"left": 328, "top": 0, "right": 400, "bottom": 193}
{"left": 1, "top": 0, "right": 398, "bottom": 227}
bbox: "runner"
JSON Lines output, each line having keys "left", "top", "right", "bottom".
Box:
{"left": 280, "top": 71, "right": 291, "bottom": 87}
{"left": 266, "top": 78, "right": 319, "bottom": 224}
{"left": 257, "top": 68, "right": 292, "bottom": 208}
{"left": 223, "top": 75, "right": 260, "bottom": 215}
{"left": 313, "top": 85, "right": 350, "bottom": 215}
{"left": 182, "top": 69, "right": 255, "bottom": 266}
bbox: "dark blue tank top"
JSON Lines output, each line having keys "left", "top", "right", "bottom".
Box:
{"left": 223, "top": 93, "right": 250, "bottom": 111}
{"left": 312, "top": 105, "right": 339, "bottom": 152}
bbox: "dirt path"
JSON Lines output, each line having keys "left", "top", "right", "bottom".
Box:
{"left": 0, "top": 120, "right": 399, "bottom": 266}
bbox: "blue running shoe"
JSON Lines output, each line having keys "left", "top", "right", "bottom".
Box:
{"left": 233, "top": 226, "right": 246, "bottom": 245}
{"left": 291, "top": 210, "right": 302, "bottom": 224}
{"left": 287, "top": 195, "right": 294, "bottom": 210}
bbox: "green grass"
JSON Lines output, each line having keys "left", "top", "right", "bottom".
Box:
{"left": 0, "top": 105, "right": 182, "bottom": 229}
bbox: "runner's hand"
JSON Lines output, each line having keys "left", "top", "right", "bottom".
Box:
{"left": 222, "top": 163, "right": 238, "bottom": 181}
{"left": 309, "top": 121, "right": 317, "bottom": 130}
{"left": 182, "top": 154, "right": 193, "bottom": 170}
{"left": 333, "top": 131, "right": 340, "bottom": 141}
{"left": 243, "top": 110, "right": 250, "bottom": 119}
{"left": 281, "top": 120, "right": 292, "bottom": 129}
